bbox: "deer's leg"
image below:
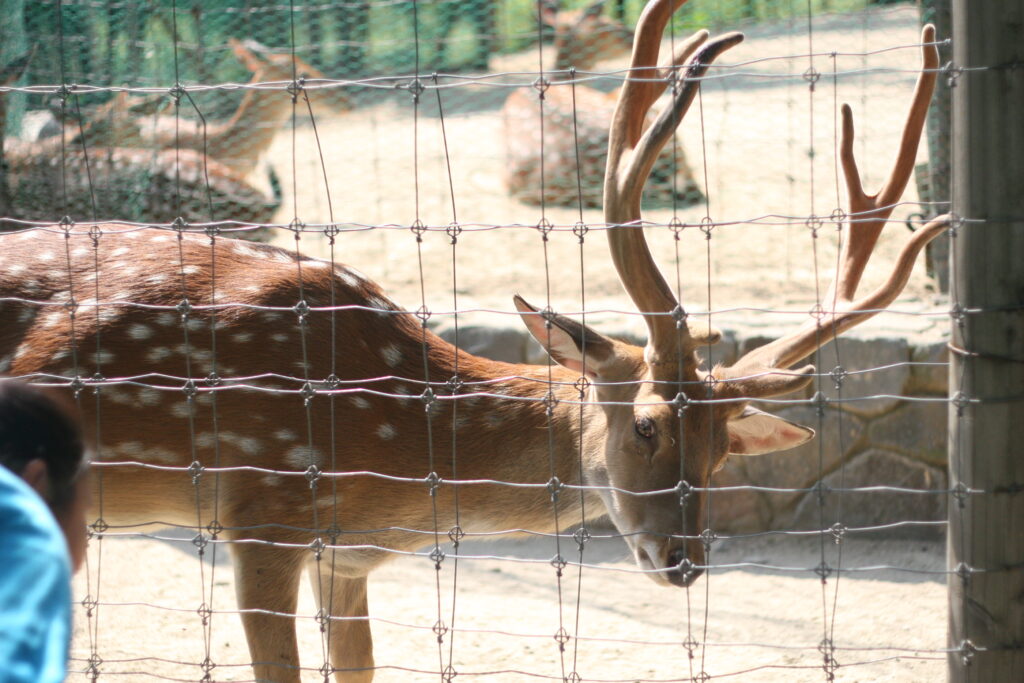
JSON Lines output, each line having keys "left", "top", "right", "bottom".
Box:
{"left": 306, "top": 564, "right": 374, "bottom": 682}
{"left": 232, "top": 542, "right": 306, "bottom": 683}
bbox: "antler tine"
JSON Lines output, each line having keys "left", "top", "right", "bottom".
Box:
{"left": 604, "top": 3, "right": 741, "bottom": 363}
{"left": 832, "top": 23, "right": 939, "bottom": 305}
{"left": 653, "top": 29, "right": 710, "bottom": 99}
{"left": 732, "top": 25, "right": 943, "bottom": 380}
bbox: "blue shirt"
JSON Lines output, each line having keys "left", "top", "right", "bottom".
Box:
{"left": 0, "top": 464, "right": 71, "bottom": 683}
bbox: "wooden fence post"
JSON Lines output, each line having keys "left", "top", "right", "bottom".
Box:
{"left": 948, "top": 0, "right": 1024, "bottom": 680}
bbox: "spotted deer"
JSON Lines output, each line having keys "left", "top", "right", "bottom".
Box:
{"left": 504, "top": 0, "right": 703, "bottom": 208}
{"left": 69, "top": 39, "right": 345, "bottom": 177}
{"left": 0, "top": 56, "right": 281, "bottom": 234}
{"left": 0, "top": 1, "right": 944, "bottom": 681}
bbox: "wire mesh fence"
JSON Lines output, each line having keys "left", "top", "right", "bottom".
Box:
{"left": 0, "top": 0, "right": 968, "bottom": 681}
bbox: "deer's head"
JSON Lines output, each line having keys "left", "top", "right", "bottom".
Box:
{"left": 518, "top": 0, "right": 944, "bottom": 587}
{"left": 227, "top": 38, "right": 351, "bottom": 112}
{"left": 542, "top": 0, "right": 634, "bottom": 72}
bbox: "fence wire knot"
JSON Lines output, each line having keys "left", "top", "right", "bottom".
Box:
{"left": 554, "top": 627, "right": 571, "bottom": 650}
{"left": 547, "top": 476, "right": 563, "bottom": 501}
{"left": 700, "top": 528, "right": 717, "bottom": 549}
{"left": 958, "top": 639, "right": 976, "bottom": 667}
{"left": 573, "top": 526, "right": 590, "bottom": 550}
{"left": 432, "top": 619, "right": 448, "bottom": 641}
{"left": 447, "top": 525, "right": 465, "bottom": 545}
{"left": 803, "top": 66, "right": 821, "bottom": 90}
{"left": 830, "top": 522, "right": 847, "bottom": 544}
{"left": 537, "top": 217, "right": 554, "bottom": 240}
{"left": 425, "top": 471, "right": 441, "bottom": 497}
{"left": 191, "top": 532, "right": 208, "bottom": 555}
{"left": 187, "top": 460, "right": 204, "bottom": 485}
{"left": 952, "top": 482, "right": 970, "bottom": 509}
{"left": 573, "top": 221, "right": 588, "bottom": 243}
{"left": 676, "top": 480, "right": 693, "bottom": 506}
{"left": 814, "top": 561, "right": 833, "bottom": 581}
{"left": 441, "top": 665, "right": 457, "bottom": 682}
{"left": 829, "top": 365, "right": 847, "bottom": 390}
{"left": 429, "top": 545, "right": 445, "bottom": 568}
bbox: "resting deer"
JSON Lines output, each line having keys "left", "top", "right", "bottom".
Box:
{"left": 68, "top": 39, "right": 342, "bottom": 177}
{"left": 0, "top": 1, "right": 944, "bottom": 681}
{"left": 0, "top": 53, "right": 281, "bottom": 235}
{"left": 504, "top": 0, "right": 703, "bottom": 208}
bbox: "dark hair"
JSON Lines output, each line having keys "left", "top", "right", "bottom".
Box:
{"left": 0, "top": 380, "right": 86, "bottom": 512}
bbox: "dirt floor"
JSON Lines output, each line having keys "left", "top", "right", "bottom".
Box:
{"left": 70, "top": 533, "right": 947, "bottom": 682}
{"left": 67, "top": 5, "right": 954, "bottom": 682}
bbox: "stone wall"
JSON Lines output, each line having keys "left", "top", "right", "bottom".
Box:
{"left": 434, "top": 318, "right": 950, "bottom": 537}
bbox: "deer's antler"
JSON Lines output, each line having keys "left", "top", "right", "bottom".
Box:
{"left": 605, "top": 0, "right": 742, "bottom": 367}
{"left": 727, "top": 24, "right": 947, "bottom": 397}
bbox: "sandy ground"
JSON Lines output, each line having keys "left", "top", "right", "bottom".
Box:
{"left": 66, "top": 5, "right": 954, "bottom": 682}
{"left": 70, "top": 533, "right": 947, "bottom": 682}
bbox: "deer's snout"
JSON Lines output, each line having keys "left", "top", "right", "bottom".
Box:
{"left": 664, "top": 547, "right": 704, "bottom": 587}
{"left": 634, "top": 539, "right": 705, "bottom": 587}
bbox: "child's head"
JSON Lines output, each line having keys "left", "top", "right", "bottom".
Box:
{"left": 0, "top": 381, "right": 90, "bottom": 570}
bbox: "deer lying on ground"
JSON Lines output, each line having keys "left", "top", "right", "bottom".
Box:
{"left": 0, "top": 0, "right": 944, "bottom": 680}
{"left": 504, "top": 0, "right": 703, "bottom": 208}
{"left": 66, "top": 39, "right": 344, "bottom": 177}
{"left": 0, "top": 56, "right": 281, "bottom": 234}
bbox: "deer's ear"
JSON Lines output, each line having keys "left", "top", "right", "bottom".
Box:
{"left": 727, "top": 406, "right": 814, "bottom": 456}
{"left": 229, "top": 38, "right": 266, "bottom": 72}
{"left": 581, "top": 0, "right": 609, "bottom": 21}
{"left": 539, "top": 1, "right": 560, "bottom": 26}
{"left": 514, "top": 295, "right": 614, "bottom": 379}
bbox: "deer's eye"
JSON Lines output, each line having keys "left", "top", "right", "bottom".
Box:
{"left": 635, "top": 415, "right": 656, "bottom": 439}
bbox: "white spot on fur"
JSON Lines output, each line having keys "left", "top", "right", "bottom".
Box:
{"left": 107, "top": 441, "right": 178, "bottom": 465}
{"left": 111, "top": 246, "right": 130, "bottom": 257}
{"left": 181, "top": 265, "right": 200, "bottom": 276}
{"left": 274, "top": 428, "right": 298, "bottom": 442}
{"left": 128, "top": 324, "right": 153, "bottom": 340}
{"left": 284, "top": 445, "right": 321, "bottom": 469}
{"left": 147, "top": 347, "right": 172, "bottom": 363}
{"left": 271, "top": 251, "right": 294, "bottom": 264}
{"left": 137, "top": 388, "right": 162, "bottom": 406}
{"left": 365, "top": 295, "right": 392, "bottom": 314}
{"left": 232, "top": 242, "right": 264, "bottom": 259}
{"left": 155, "top": 312, "right": 177, "bottom": 327}
{"left": 38, "top": 251, "right": 55, "bottom": 261}
{"left": 170, "top": 402, "right": 192, "bottom": 419}
{"left": 380, "top": 343, "right": 403, "bottom": 368}
{"left": 376, "top": 423, "right": 397, "bottom": 441}
{"left": 147, "top": 274, "right": 168, "bottom": 286}
{"left": 350, "top": 396, "right": 370, "bottom": 409}
{"left": 304, "top": 259, "right": 329, "bottom": 269}
{"left": 271, "top": 333, "right": 289, "bottom": 343}
{"left": 89, "top": 350, "right": 116, "bottom": 365}
{"left": 8, "top": 263, "right": 26, "bottom": 276}
{"left": 232, "top": 332, "right": 253, "bottom": 343}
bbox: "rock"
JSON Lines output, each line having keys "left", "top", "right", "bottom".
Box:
{"left": 709, "top": 456, "right": 772, "bottom": 533}
{"left": 907, "top": 340, "right": 949, "bottom": 396}
{"left": 789, "top": 449, "right": 947, "bottom": 537}
{"left": 815, "top": 337, "right": 911, "bottom": 418}
{"left": 436, "top": 324, "right": 531, "bottom": 364}
{"left": 867, "top": 400, "right": 948, "bottom": 467}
